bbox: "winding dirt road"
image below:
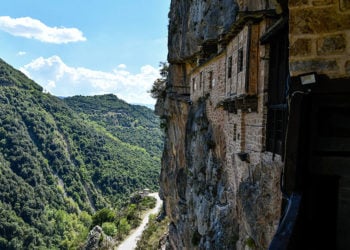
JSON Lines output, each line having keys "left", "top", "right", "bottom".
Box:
{"left": 117, "top": 193, "right": 162, "bottom": 250}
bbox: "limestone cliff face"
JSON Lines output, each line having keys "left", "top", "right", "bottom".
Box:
{"left": 158, "top": 96, "right": 281, "bottom": 249}
{"left": 158, "top": 1, "right": 283, "bottom": 249}
{"left": 168, "top": 0, "right": 238, "bottom": 62}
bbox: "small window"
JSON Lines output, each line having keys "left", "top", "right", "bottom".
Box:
{"left": 208, "top": 71, "right": 213, "bottom": 89}
{"left": 233, "top": 123, "right": 237, "bottom": 141}
{"left": 192, "top": 78, "right": 196, "bottom": 91}
{"left": 200, "top": 72, "right": 203, "bottom": 89}
{"left": 228, "top": 56, "right": 232, "bottom": 78}
{"left": 237, "top": 48, "right": 243, "bottom": 73}
{"left": 266, "top": 106, "right": 287, "bottom": 157}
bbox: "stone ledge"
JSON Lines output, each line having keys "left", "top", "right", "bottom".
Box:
{"left": 218, "top": 95, "right": 258, "bottom": 113}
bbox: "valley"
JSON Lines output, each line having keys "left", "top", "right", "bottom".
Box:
{"left": 0, "top": 58, "right": 163, "bottom": 249}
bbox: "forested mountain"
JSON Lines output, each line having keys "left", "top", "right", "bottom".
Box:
{"left": 0, "top": 58, "right": 162, "bottom": 249}
{"left": 63, "top": 94, "right": 162, "bottom": 158}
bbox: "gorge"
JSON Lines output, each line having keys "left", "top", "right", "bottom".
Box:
{"left": 1, "top": 0, "right": 350, "bottom": 249}
{"left": 0, "top": 58, "right": 162, "bottom": 249}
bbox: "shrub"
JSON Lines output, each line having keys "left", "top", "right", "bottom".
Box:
{"left": 92, "top": 208, "right": 115, "bottom": 227}
{"left": 102, "top": 222, "right": 117, "bottom": 236}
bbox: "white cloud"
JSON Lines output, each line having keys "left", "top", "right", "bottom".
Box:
{"left": 17, "top": 51, "right": 27, "bottom": 56}
{"left": 0, "top": 16, "right": 86, "bottom": 44}
{"left": 117, "top": 64, "right": 127, "bottom": 69}
{"left": 20, "top": 56, "right": 160, "bottom": 105}
{"left": 45, "top": 80, "right": 56, "bottom": 92}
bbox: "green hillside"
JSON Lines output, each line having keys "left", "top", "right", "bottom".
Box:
{"left": 64, "top": 94, "right": 163, "bottom": 158}
{"left": 0, "top": 58, "right": 161, "bottom": 249}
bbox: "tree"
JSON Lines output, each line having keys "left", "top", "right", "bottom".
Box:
{"left": 91, "top": 208, "right": 115, "bottom": 227}
{"left": 102, "top": 222, "right": 117, "bottom": 236}
{"left": 149, "top": 62, "right": 168, "bottom": 99}
{"left": 117, "top": 218, "right": 131, "bottom": 238}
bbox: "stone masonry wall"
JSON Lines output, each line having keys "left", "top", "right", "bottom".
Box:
{"left": 191, "top": 53, "right": 226, "bottom": 103}
{"left": 289, "top": 0, "right": 350, "bottom": 78}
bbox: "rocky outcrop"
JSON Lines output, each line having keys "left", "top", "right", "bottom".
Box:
{"left": 183, "top": 99, "right": 239, "bottom": 248}
{"left": 158, "top": 96, "right": 190, "bottom": 228}
{"left": 84, "top": 226, "right": 115, "bottom": 250}
{"left": 158, "top": 0, "right": 283, "bottom": 249}
{"left": 168, "top": 0, "right": 238, "bottom": 62}
{"left": 158, "top": 95, "right": 281, "bottom": 249}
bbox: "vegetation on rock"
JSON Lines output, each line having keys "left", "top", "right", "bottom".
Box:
{"left": 85, "top": 194, "right": 157, "bottom": 249}
{"left": 136, "top": 214, "right": 169, "bottom": 250}
{"left": 149, "top": 62, "right": 168, "bottom": 99}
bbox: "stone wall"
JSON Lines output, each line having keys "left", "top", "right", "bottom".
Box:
{"left": 289, "top": 0, "right": 350, "bottom": 78}
{"left": 191, "top": 53, "right": 226, "bottom": 103}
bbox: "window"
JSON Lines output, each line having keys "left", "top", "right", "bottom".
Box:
{"left": 192, "top": 78, "right": 196, "bottom": 91}
{"left": 266, "top": 106, "right": 287, "bottom": 157}
{"left": 237, "top": 48, "right": 243, "bottom": 73}
{"left": 233, "top": 123, "right": 237, "bottom": 141}
{"left": 266, "top": 26, "right": 289, "bottom": 159}
{"left": 200, "top": 72, "right": 203, "bottom": 89}
{"left": 228, "top": 56, "right": 232, "bottom": 78}
{"left": 209, "top": 71, "right": 213, "bottom": 89}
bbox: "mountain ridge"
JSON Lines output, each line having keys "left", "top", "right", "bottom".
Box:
{"left": 0, "top": 58, "right": 162, "bottom": 249}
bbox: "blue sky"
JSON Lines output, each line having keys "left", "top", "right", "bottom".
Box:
{"left": 0, "top": 0, "right": 170, "bottom": 105}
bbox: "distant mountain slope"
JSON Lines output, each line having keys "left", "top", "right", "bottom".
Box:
{"left": 0, "top": 58, "right": 161, "bottom": 249}
{"left": 64, "top": 94, "right": 163, "bottom": 158}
